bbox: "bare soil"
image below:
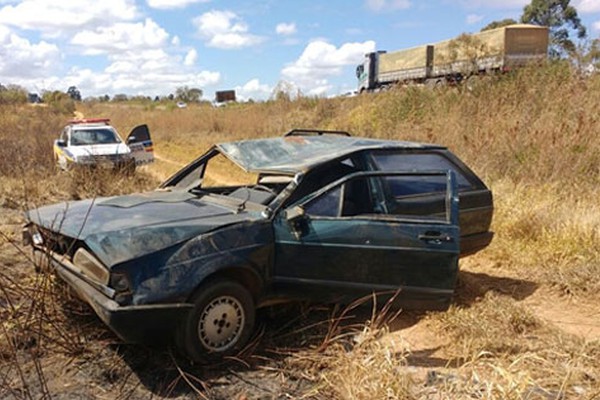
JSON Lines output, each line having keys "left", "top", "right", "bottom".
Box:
{"left": 2, "top": 205, "right": 599, "bottom": 399}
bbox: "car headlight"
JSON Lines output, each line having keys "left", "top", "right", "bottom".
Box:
{"left": 73, "top": 248, "right": 109, "bottom": 285}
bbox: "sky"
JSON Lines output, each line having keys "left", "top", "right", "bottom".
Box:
{"left": 1, "top": 0, "right": 599, "bottom": 101}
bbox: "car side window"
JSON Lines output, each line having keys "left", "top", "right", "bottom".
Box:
{"left": 303, "top": 176, "right": 381, "bottom": 218}
{"left": 302, "top": 173, "right": 448, "bottom": 222}
{"left": 304, "top": 186, "right": 342, "bottom": 217}
{"left": 378, "top": 175, "right": 448, "bottom": 221}
{"left": 285, "top": 157, "right": 359, "bottom": 206}
{"left": 131, "top": 127, "right": 150, "bottom": 142}
{"left": 371, "top": 152, "right": 472, "bottom": 196}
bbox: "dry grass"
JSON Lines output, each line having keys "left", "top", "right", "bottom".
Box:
{"left": 1, "top": 62, "right": 600, "bottom": 398}
{"left": 77, "top": 62, "right": 600, "bottom": 187}
{"left": 485, "top": 180, "right": 600, "bottom": 296}
{"left": 283, "top": 293, "right": 599, "bottom": 399}
{"left": 426, "top": 293, "right": 600, "bottom": 399}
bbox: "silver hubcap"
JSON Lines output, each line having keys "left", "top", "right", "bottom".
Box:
{"left": 198, "top": 295, "right": 245, "bottom": 352}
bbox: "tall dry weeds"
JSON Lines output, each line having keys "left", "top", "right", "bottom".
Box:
{"left": 1, "top": 62, "right": 599, "bottom": 398}
{"left": 79, "top": 63, "right": 600, "bottom": 296}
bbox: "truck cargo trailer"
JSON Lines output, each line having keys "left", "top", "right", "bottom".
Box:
{"left": 356, "top": 24, "right": 549, "bottom": 92}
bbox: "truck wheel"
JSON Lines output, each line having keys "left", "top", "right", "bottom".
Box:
{"left": 435, "top": 78, "right": 447, "bottom": 88}
{"left": 178, "top": 280, "right": 255, "bottom": 362}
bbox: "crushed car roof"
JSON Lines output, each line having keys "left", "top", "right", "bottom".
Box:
{"left": 217, "top": 135, "right": 444, "bottom": 174}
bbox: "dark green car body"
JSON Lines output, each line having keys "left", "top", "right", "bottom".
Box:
{"left": 24, "top": 131, "right": 493, "bottom": 347}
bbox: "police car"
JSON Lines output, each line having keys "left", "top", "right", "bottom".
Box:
{"left": 53, "top": 118, "right": 154, "bottom": 171}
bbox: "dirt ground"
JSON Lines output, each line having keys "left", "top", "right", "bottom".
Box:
{"left": 2, "top": 203, "right": 599, "bottom": 400}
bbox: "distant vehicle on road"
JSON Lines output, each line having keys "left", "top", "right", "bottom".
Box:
{"left": 357, "top": 24, "right": 549, "bottom": 91}
{"left": 53, "top": 118, "right": 154, "bottom": 171}
{"left": 215, "top": 90, "right": 236, "bottom": 104}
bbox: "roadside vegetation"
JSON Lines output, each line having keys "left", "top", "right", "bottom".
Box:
{"left": 1, "top": 62, "right": 599, "bottom": 399}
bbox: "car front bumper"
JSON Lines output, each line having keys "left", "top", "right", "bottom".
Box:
{"left": 43, "top": 249, "right": 193, "bottom": 345}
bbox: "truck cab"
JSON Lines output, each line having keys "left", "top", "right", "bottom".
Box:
{"left": 356, "top": 51, "right": 385, "bottom": 92}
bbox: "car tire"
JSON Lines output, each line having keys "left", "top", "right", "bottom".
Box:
{"left": 178, "top": 279, "right": 255, "bottom": 362}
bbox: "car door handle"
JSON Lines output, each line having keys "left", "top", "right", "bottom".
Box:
{"left": 418, "top": 232, "right": 454, "bottom": 244}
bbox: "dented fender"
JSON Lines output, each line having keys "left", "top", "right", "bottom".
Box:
{"left": 125, "top": 220, "right": 273, "bottom": 305}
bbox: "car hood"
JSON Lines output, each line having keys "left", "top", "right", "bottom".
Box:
{"left": 27, "top": 191, "right": 260, "bottom": 266}
{"left": 69, "top": 143, "right": 130, "bottom": 157}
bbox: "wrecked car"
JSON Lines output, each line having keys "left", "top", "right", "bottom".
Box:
{"left": 53, "top": 118, "right": 154, "bottom": 171}
{"left": 24, "top": 129, "right": 493, "bottom": 360}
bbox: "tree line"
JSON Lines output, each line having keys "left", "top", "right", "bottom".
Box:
{"left": 0, "top": 84, "right": 205, "bottom": 107}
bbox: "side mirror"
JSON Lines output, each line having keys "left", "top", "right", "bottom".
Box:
{"left": 127, "top": 136, "right": 136, "bottom": 144}
{"left": 55, "top": 139, "right": 66, "bottom": 147}
{"left": 286, "top": 206, "right": 306, "bottom": 239}
{"left": 286, "top": 205, "right": 305, "bottom": 223}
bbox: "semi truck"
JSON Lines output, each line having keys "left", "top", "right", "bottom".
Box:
{"left": 356, "top": 24, "right": 549, "bottom": 92}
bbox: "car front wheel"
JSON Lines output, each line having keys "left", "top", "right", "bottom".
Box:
{"left": 178, "top": 280, "right": 255, "bottom": 362}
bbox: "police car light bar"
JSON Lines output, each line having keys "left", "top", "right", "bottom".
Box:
{"left": 68, "top": 118, "right": 111, "bottom": 125}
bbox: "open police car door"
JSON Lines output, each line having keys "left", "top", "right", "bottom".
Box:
{"left": 126, "top": 125, "right": 154, "bottom": 165}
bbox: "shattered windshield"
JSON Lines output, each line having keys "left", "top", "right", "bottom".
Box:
{"left": 202, "top": 153, "right": 258, "bottom": 188}
{"left": 70, "top": 129, "right": 121, "bottom": 145}
{"left": 166, "top": 151, "right": 290, "bottom": 209}
{"left": 217, "top": 136, "right": 374, "bottom": 173}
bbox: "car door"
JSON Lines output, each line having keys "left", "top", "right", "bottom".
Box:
{"left": 272, "top": 170, "right": 460, "bottom": 308}
{"left": 368, "top": 150, "right": 493, "bottom": 257}
{"left": 126, "top": 124, "right": 154, "bottom": 165}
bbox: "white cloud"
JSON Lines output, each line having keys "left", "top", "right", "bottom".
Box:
{"left": 466, "top": 14, "right": 484, "bottom": 24}
{"left": 276, "top": 22, "right": 296, "bottom": 36}
{"left": 0, "top": 0, "right": 138, "bottom": 36}
{"left": 595, "top": 20, "right": 600, "bottom": 30}
{"left": 184, "top": 48, "right": 198, "bottom": 66}
{"left": 366, "top": 0, "right": 411, "bottom": 12}
{"left": 146, "top": 0, "right": 209, "bottom": 10}
{"left": 69, "top": 49, "right": 221, "bottom": 97}
{"left": 71, "top": 18, "right": 169, "bottom": 55}
{"left": 0, "top": 25, "right": 60, "bottom": 80}
{"left": 193, "top": 10, "right": 264, "bottom": 49}
{"left": 235, "top": 78, "right": 272, "bottom": 101}
{"left": 282, "top": 40, "right": 375, "bottom": 96}
{"left": 283, "top": 40, "right": 376, "bottom": 75}
{"left": 576, "top": 0, "right": 600, "bottom": 13}
{"left": 0, "top": 3, "right": 221, "bottom": 98}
